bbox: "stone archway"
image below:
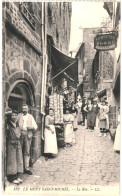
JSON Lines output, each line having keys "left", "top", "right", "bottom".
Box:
{"left": 5, "top": 70, "right": 36, "bottom": 109}
{"left": 6, "top": 79, "right": 35, "bottom": 113}
{"left": 8, "top": 81, "right": 35, "bottom": 112}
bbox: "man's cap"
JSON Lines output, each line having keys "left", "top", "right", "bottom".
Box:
{"left": 11, "top": 109, "right": 18, "bottom": 114}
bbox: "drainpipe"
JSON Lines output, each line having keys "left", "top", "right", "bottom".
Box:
{"left": 113, "top": 2, "right": 115, "bottom": 29}
{"left": 3, "top": 2, "right": 7, "bottom": 190}
{"left": 41, "top": 2, "right": 47, "bottom": 139}
{"left": 43, "top": 2, "right": 48, "bottom": 109}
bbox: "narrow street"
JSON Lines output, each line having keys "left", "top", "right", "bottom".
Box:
{"left": 3, "top": 2, "right": 120, "bottom": 196}
{"left": 5, "top": 125, "right": 120, "bottom": 195}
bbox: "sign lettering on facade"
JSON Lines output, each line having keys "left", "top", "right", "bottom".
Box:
{"left": 94, "top": 33, "right": 117, "bottom": 51}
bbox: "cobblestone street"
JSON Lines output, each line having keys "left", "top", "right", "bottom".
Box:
{"left": 5, "top": 125, "right": 120, "bottom": 195}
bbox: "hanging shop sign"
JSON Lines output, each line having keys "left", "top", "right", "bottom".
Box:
{"left": 94, "top": 33, "right": 117, "bottom": 51}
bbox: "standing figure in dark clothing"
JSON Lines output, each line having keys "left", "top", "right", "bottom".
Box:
{"left": 90, "top": 99, "right": 99, "bottom": 131}
{"left": 84, "top": 98, "right": 99, "bottom": 131}
{"left": 6, "top": 110, "right": 23, "bottom": 184}
{"left": 81, "top": 98, "right": 87, "bottom": 126}
{"left": 84, "top": 99, "right": 92, "bottom": 130}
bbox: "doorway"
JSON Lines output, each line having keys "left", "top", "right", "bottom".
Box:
{"left": 8, "top": 83, "right": 32, "bottom": 113}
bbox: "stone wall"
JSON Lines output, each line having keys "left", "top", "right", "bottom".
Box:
{"left": 102, "top": 51, "right": 114, "bottom": 80}
{"left": 109, "top": 106, "right": 117, "bottom": 129}
{"left": 47, "top": 2, "right": 72, "bottom": 55}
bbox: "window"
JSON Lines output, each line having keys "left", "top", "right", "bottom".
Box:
{"left": 19, "top": 3, "right": 36, "bottom": 30}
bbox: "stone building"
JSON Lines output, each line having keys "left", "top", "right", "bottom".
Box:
{"left": 2, "top": 2, "right": 72, "bottom": 182}
{"left": 77, "top": 27, "right": 114, "bottom": 101}
{"left": 76, "top": 28, "right": 99, "bottom": 98}
{"left": 47, "top": 2, "right": 72, "bottom": 54}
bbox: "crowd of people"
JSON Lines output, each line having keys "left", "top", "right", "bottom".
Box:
{"left": 43, "top": 95, "right": 120, "bottom": 160}
{"left": 5, "top": 95, "right": 120, "bottom": 185}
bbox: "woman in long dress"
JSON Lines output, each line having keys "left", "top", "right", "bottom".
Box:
{"left": 76, "top": 99, "right": 82, "bottom": 125}
{"left": 44, "top": 108, "right": 58, "bottom": 160}
{"left": 98, "top": 100, "right": 109, "bottom": 137}
{"left": 114, "top": 108, "right": 120, "bottom": 152}
{"left": 71, "top": 102, "right": 78, "bottom": 131}
{"left": 63, "top": 108, "right": 74, "bottom": 147}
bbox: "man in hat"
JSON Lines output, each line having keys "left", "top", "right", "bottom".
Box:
{"left": 6, "top": 110, "right": 23, "bottom": 184}
{"left": 18, "top": 104, "right": 38, "bottom": 175}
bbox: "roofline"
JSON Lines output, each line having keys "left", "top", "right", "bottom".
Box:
{"left": 75, "top": 43, "right": 85, "bottom": 58}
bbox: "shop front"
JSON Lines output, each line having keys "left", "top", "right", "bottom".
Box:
{"left": 45, "top": 41, "right": 78, "bottom": 107}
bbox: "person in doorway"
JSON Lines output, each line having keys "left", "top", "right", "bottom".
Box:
{"left": 6, "top": 110, "right": 23, "bottom": 184}
{"left": 71, "top": 102, "right": 78, "bottom": 131}
{"left": 98, "top": 100, "right": 109, "bottom": 137}
{"left": 76, "top": 98, "right": 83, "bottom": 125}
{"left": 18, "top": 104, "right": 38, "bottom": 175}
{"left": 114, "top": 107, "right": 120, "bottom": 153}
{"left": 63, "top": 108, "right": 74, "bottom": 147}
{"left": 44, "top": 108, "right": 58, "bottom": 160}
{"left": 81, "top": 97, "right": 87, "bottom": 126}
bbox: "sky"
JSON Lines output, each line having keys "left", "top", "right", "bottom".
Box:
{"left": 69, "top": 2, "right": 109, "bottom": 52}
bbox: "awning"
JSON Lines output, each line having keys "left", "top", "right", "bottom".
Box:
{"left": 97, "top": 89, "right": 106, "bottom": 99}
{"left": 51, "top": 45, "right": 78, "bottom": 88}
